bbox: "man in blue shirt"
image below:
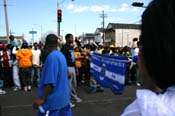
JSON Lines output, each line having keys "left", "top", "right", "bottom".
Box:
{"left": 33, "top": 34, "right": 72, "bottom": 116}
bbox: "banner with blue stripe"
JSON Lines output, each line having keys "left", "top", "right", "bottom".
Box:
{"left": 90, "top": 52, "right": 127, "bottom": 94}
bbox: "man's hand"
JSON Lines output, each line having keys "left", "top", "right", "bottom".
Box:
{"left": 68, "top": 72, "right": 73, "bottom": 79}
{"left": 76, "top": 69, "right": 79, "bottom": 76}
{"left": 33, "top": 98, "right": 44, "bottom": 109}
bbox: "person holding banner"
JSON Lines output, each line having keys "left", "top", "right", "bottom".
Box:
{"left": 121, "top": 0, "right": 175, "bottom": 115}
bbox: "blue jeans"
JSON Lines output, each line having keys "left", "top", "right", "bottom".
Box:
{"left": 31, "top": 67, "right": 41, "bottom": 86}
{"left": 19, "top": 67, "right": 32, "bottom": 87}
{"left": 0, "top": 80, "right": 3, "bottom": 89}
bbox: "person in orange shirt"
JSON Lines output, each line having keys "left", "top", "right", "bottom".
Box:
{"left": 74, "top": 46, "right": 83, "bottom": 86}
{"left": 16, "top": 42, "right": 32, "bottom": 91}
{"left": 97, "top": 44, "right": 104, "bottom": 54}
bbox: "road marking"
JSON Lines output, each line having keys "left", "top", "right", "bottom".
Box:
{"left": 2, "top": 97, "right": 134, "bottom": 109}
{"left": 2, "top": 104, "right": 32, "bottom": 109}
{"left": 82, "top": 97, "right": 134, "bottom": 103}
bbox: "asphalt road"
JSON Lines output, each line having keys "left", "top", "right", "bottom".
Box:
{"left": 0, "top": 85, "right": 139, "bottom": 116}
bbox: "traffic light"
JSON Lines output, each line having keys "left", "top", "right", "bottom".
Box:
{"left": 57, "top": 9, "right": 62, "bottom": 22}
{"left": 132, "top": 2, "right": 144, "bottom": 7}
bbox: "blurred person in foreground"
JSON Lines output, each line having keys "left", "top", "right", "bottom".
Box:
{"left": 33, "top": 34, "right": 71, "bottom": 116}
{"left": 121, "top": 0, "right": 175, "bottom": 116}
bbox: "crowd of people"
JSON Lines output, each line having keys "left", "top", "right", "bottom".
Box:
{"left": 0, "top": 34, "right": 139, "bottom": 94}
{"left": 1, "top": 0, "right": 174, "bottom": 115}
{"left": 0, "top": 33, "right": 140, "bottom": 114}
{"left": 0, "top": 35, "right": 43, "bottom": 94}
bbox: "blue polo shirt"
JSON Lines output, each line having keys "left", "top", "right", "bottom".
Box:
{"left": 37, "top": 50, "right": 70, "bottom": 111}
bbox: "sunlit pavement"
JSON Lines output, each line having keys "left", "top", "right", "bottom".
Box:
{"left": 0, "top": 85, "right": 139, "bottom": 116}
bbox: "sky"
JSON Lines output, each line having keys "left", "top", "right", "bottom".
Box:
{"left": 0, "top": 0, "right": 151, "bottom": 42}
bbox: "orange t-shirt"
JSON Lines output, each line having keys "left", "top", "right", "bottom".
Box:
{"left": 74, "top": 51, "right": 82, "bottom": 68}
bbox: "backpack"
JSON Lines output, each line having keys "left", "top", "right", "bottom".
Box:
{"left": 2, "top": 51, "right": 10, "bottom": 68}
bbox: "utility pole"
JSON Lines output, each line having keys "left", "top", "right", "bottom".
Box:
{"left": 3, "top": 0, "right": 10, "bottom": 44}
{"left": 99, "top": 10, "right": 107, "bottom": 45}
{"left": 57, "top": 0, "right": 65, "bottom": 36}
{"left": 121, "top": 29, "right": 123, "bottom": 47}
{"left": 57, "top": 2, "right": 60, "bottom": 36}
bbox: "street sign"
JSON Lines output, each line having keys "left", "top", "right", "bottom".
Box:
{"left": 29, "top": 31, "right": 37, "bottom": 34}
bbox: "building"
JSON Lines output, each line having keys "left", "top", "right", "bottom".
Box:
{"left": 79, "top": 23, "right": 141, "bottom": 47}
{"left": 94, "top": 28, "right": 103, "bottom": 43}
{"left": 105, "top": 23, "right": 141, "bottom": 47}
{"left": 0, "top": 35, "right": 24, "bottom": 44}
{"left": 79, "top": 33, "right": 95, "bottom": 45}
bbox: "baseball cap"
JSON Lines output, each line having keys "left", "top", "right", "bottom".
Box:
{"left": 22, "top": 42, "right": 28, "bottom": 47}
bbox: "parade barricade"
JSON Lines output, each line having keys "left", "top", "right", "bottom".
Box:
{"left": 90, "top": 52, "right": 128, "bottom": 95}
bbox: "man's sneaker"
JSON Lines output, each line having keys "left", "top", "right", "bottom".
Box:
{"left": 75, "top": 97, "right": 82, "bottom": 103}
{"left": 97, "top": 88, "right": 104, "bottom": 92}
{"left": 0, "top": 89, "right": 6, "bottom": 95}
{"left": 88, "top": 87, "right": 96, "bottom": 94}
{"left": 70, "top": 102, "right": 75, "bottom": 108}
{"left": 27, "top": 86, "right": 31, "bottom": 91}
{"left": 24, "top": 86, "right": 28, "bottom": 92}
{"left": 136, "top": 82, "right": 141, "bottom": 87}
{"left": 13, "top": 87, "right": 21, "bottom": 91}
{"left": 81, "top": 80, "right": 85, "bottom": 84}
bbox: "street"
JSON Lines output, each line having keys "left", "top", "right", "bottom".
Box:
{"left": 0, "top": 85, "right": 139, "bottom": 116}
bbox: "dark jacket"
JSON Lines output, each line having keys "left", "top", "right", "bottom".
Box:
{"left": 60, "top": 43, "right": 75, "bottom": 67}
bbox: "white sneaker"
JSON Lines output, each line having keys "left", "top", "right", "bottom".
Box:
{"left": 136, "top": 82, "right": 141, "bottom": 87}
{"left": 27, "top": 86, "right": 31, "bottom": 91}
{"left": 13, "top": 87, "right": 21, "bottom": 91}
{"left": 81, "top": 80, "right": 85, "bottom": 84}
{"left": 0, "top": 89, "right": 6, "bottom": 94}
{"left": 24, "top": 86, "right": 28, "bottom": 92}
{"left": 75, "top": 97, "right": 82, "bottom": 103}
{"left": 70, "top": 102, "right": 75, "bottom": 108}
